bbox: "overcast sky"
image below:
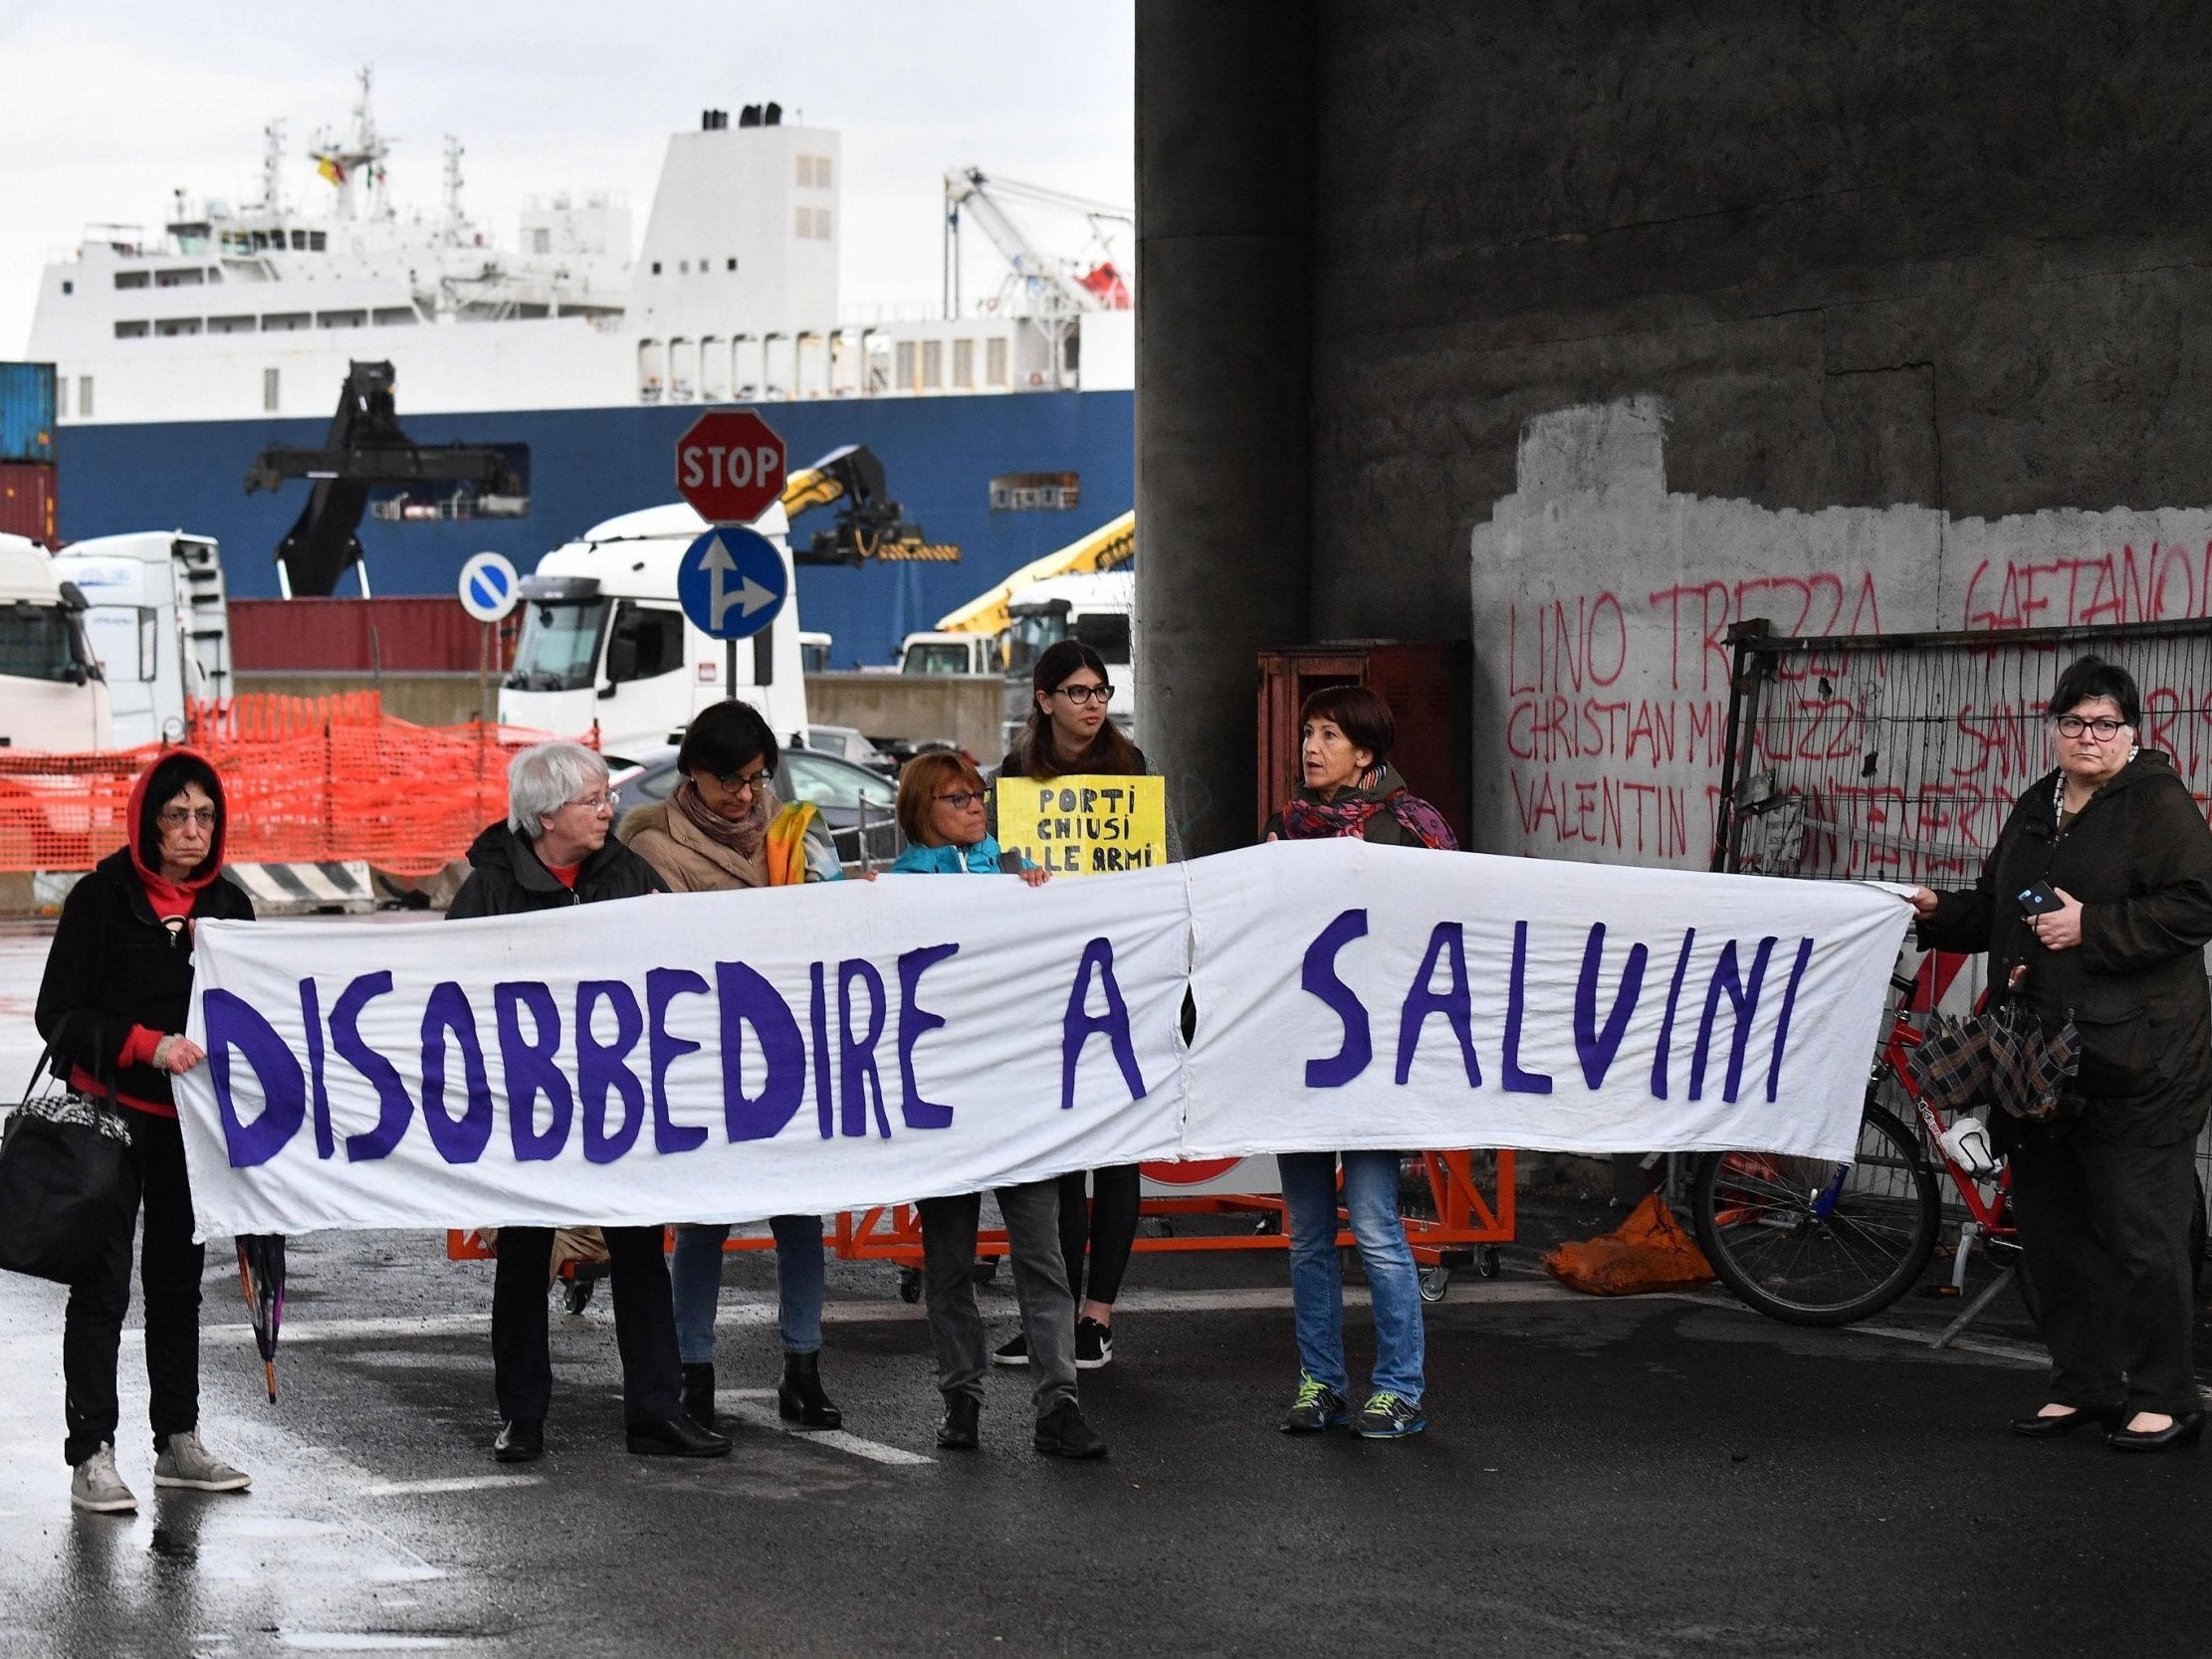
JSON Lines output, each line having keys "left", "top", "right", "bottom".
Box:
{"left": 0, "top": 0, "right": 1134, "bottom": 354}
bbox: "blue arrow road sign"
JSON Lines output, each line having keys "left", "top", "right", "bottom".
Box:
{"left": 676, "top": 526, "right": 788, "bottom": 640}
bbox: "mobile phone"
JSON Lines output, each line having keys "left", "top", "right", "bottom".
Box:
{"left": 2017, "top": 881, "right": 2063, "bottom": 916}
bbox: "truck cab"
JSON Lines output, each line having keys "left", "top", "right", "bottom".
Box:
{"left": 498, "top": 500, "right": 809, "bottom": 757}
{"left": 0, "top": 533, "right": 109, "bottom": 751}
{"left": 896, "top": 631, "right": 998, "bottom": 676}
{"left": 52, "top": 532, "right": 231, "bottom": 747}
{"left": 999, "top": 570, "right": 1135, "bottom": 745}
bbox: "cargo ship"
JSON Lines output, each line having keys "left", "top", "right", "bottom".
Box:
{"left": 21, "top": 71, "right": 1133, "bottom": 664}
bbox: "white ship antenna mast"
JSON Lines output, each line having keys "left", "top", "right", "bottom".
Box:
{"left": 261, "top": 118, "right": 289, "bottom": 216}
{"left": 310, "top": 64, "right": 395, "bottom": 223}
{"left": 441, "top": 135, "right": 469, "bottom": 245}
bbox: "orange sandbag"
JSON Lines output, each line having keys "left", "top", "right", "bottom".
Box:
{"left": 1539, "top": 1192, "right": 1715, "bottom": 1295}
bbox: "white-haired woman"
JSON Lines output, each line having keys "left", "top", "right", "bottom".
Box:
{"left": 449, "top": 741, "right": 729, "bottom": 1463}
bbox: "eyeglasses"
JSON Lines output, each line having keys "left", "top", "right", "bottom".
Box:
{"left": 1053, "top": 683, "right": 1114, "bottom": 706}
{"left": 2054, "top": 716, "right": 2127, "bottom": 740}
{"left": 564, "top": 792, "right": 615, "bottom": 814}
{"left": 933, "top": 790, "right": 990, "bottom": 809}
{"left": 157, "top": 806, "right": 217, "bottom": 830}
{"left": 705, "top": 765, "right": 772, "bottom": 795}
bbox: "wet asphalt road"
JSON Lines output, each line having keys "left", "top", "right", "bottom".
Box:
{"left": 0, "top": 923, "right": 2206, "bottom": 1657}
{"left": 0, "top": 1219, "right": 2205, "bottom": 1659}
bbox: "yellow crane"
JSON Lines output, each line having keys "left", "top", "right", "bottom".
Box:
{"left": 932, "top": 510, "right": 1135, "bottom": 636}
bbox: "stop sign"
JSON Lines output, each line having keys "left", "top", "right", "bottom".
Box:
{"left": 675, "top": 409, "right": 787, "bottom": 523}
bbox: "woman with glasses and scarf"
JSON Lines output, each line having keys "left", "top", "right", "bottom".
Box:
{"left": 619, "top": 699, "right": 846, "bottom": 1433}
{"left": 990, "top": 639, "right": 1167, "bottom": 1373}
{"left": 1262, "top": 684, "right": 1457, "bottom": 1441}
{"left": 36, "top": 749, "right": 257, "bottom": 1514}
{"left": 1910, "top": 655, "right": 2212, "bottom": 1452}
{"left": 888, "top": 750, "right": 1107, "bottom": 1458}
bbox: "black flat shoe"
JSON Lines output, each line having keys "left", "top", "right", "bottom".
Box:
{"left": 2009, "top": 1405, "right": 2120, "bottom": 1438}
{"left": 493, "top": 1418, "right": 543, "bottom": 1463}
{"left": 936, "top": 1394, "right": 980, "bottom": 1450}
{"left": 626, "top": 1414, "right": 733, "bottom": 1458}
{"left": 2108, "top": 1410, "right": 2206, "bottom": 1453}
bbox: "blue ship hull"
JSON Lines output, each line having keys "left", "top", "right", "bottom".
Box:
{"left": 54, "top": 390, "right": 1133, "bottom": 667}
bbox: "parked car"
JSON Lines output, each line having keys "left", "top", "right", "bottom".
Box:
{"left": 798, "top": 723, "right": 899, "bottom": 775}
{"left": 608, "top": 743, "right": 903, "bottom": 874}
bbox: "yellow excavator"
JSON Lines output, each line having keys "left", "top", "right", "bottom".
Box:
{"left": 780, "top": 445, "right": 959, "bottom": 565}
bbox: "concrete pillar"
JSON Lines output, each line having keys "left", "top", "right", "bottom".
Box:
{"left": 1134, "top": 0, "right": 1316, "bottom": 855}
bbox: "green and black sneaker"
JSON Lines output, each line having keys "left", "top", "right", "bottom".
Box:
{"left": 1355, "top": 1391, "right": 1427, "bottom": 1439}
{"left": 1279, "top": 1373, "right": 1350, "bottom": 1433}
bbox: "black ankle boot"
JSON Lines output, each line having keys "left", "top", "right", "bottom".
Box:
{"left": 777, "top": 1350, "right": 842, "bottom": 1429}
{"left": 680, "top": 1361, "right": 716, "bottom": 1428}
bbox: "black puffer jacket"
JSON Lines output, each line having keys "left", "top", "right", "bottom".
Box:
{"left": 446, "top": 821, "right": 667, "bottom": 918}
{"left": 1918, "top": 749, "right": 2212, "bottom": 1145}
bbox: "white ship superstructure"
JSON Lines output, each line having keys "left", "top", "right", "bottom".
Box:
{"left": 26, "top": 74, "right": 1132, "bottom": 426}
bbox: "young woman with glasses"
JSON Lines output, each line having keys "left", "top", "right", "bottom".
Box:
{"left": 990, "top": 639, "right": 1167, "bottom": 1372}
{"left": 617, "top": 700, "right": 848, "bottom": 1435}
{"left": 887, "top": 750, "right": 1106, "bottom": 1458}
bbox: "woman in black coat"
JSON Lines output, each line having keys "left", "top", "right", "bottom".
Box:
{"left": 36, "top": 748, "right": 256, "bottom": 1514}
{"left": 1912, "top": 655, "right": 2212, "bottom": 1452}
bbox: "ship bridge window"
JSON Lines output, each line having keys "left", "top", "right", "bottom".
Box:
{"left": 531, "top": 228, "right": 552, "bottom": 255}
{"left": 953, "top": 338, "right": 975, "bottom": 389}
{"left": 987, "top": 336, "right": 1008, "bottom": 386}
{"left": 371, "top": 307, "right": 418, "bottom": 326}
{"left": 78, "top": 377, "right": 93, "bottom": 417}
{"left": 209, "top": 314, "right": 256, "bottom": 334}
{"left": 154, "top": 317, "right": 202, "bottom": 336}
{"left": 895, "top": 339, "right": 916, "bottom": 391}
{"left": 316, "top": 310, "right": 366, "bottom": 329}
{"left": 922, "top": 339, "right": 943, "bottom": 390}
{"left": 636, "top": 339, "right": 664, "bottom": 402}
{"left": 113, "top": 271, "right": 149, "bottom": 291}
{"left": 505, "top": 598, "right": 608, "bottom": 695}
{"left": 113, "top": 320, "right": 149, "bottom": 339}
{"left": 263, "top": 312, "right": 309, "bottom": 331}
{"left": 309, "top": 232, "right": 326, "bottom": 251}
{"left": 155, "top": 268, "right": 204, "bottom": 287}
{"left": 289, "top": 230, "right": 308, "bottom": 251}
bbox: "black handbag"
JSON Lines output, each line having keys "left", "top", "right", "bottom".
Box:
{"left": 0, "top": 1029, "right": 140, "bottom": 1285}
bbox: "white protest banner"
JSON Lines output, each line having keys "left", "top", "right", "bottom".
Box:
{"left": 175, "top": 866, "right": 1192, "bottom": 1240}
{"left": 1180, "top": 842, "right": 1910, "bottom": 1165}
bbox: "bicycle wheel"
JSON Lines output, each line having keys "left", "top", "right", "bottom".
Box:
{"left": 1689, "top": 1101, "right": 1941, "bottom": 1327}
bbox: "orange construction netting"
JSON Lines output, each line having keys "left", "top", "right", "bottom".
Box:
{"left": 0, "top": 694, "right": 580, "bottom": 880}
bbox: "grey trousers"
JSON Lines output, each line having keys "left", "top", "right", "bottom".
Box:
{"left": 917, "top": 1179, "right": 1078, "bottom": 1417}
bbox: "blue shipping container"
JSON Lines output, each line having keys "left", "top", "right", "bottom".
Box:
{"left": 0, "top": 362, "right": 57, "bottom": 465}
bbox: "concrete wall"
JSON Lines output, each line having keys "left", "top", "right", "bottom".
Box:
{"left": 801, "top": 672, "right": 1006, "bottom": 761}
{"left": 236, "top": 673, "right": 490, "bottom": 728}
{"left": 1282, "top": 0, "right": 2212, "bottom": 858}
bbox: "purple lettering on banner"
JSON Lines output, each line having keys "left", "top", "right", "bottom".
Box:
{"left": 647, "top": 967, "right": 709, "bottom": 1148}
{"left": 1574, "top": 923, "right": 1649, "bottom": 1090}
{"left": 809, "top": 961, "right": 833, "bottom": 1140}
{"left": 204, "top": 987, "right": 305, "bottom": 1168}
{"left": 1651, "top": 929, "right": 1696, "bottom": 1100}
{"left": 301, "top": 976, "right": 332, "bottom": 1159}
{"left": 1301, "top": 908, "right": 1373, "bottom": 1088}
{"left": 714, "top": 961, "right": 803, "bottom": 1142}
{"left": 1395, "top": 922, "right": 1480, "bottom": 1087}
{"left": 496, "top": 981, "right": 572, "bottom": 1162}
{"left": 838, "top": 958, "right": 891, "bottom": 1140}
{"left": 334, "top": 971, "right": 413, "bottom": 1161}
{"left": 896, "top": 942, "right": 960, "bottom": 1130}
{"left": 577, "top": 979, "right": 649, "bottom": 1162}
{"left": 1060, "top": 936, "right": 1146, "bottom": 1113}
{"left": 1764, "top": 936, "right": 1817, "bottom": 1103}
{"left": 419, "top": 980, "right": 494, "bottom": 1163}
{"left": 1691, "top": 935, "right": 1779, "bottom": 1103}
{"left": 1502, "top": 921, "right": 1555, "bottom": 1095}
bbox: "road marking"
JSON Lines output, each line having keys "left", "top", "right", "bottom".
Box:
{"left": 722, "top": 1390, "right": 935, "bottom": 1466}
{"left": 361, "top": 1476, "right": 546, "bottom": 1497}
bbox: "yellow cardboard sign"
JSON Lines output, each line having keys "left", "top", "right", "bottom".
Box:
{"left": 995, "top": 774, "right": 1168, "bottom": 876}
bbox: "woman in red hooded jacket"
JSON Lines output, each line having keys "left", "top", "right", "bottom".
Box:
{"left": 35, "top": 749, "right": 256, "bottom": 1515}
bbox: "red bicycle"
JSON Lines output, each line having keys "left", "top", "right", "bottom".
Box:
{"left": 1687, "top": 967, "right": 2028, "bottom": 1329}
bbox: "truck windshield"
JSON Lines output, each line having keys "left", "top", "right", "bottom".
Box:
{"left": 1071, "top": 611, "right": 1131, "bottom": 665}
{"left": 1002, "top": 609, "right": 1067, "bottom": 677}
{"left": 903, "top": 642, "right": 976, "bottom": 675}
{"left": 505, "top": 599, "right": 607, "bottom": 693}
{"left": 0, "top": 603, "right": 91, "bottom": 685}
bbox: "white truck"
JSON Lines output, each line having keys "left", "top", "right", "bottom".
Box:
{"left": 0, "top": 532, "right": 110, "bottom": 751}
{"left": 999, "top": 569, "right": 1136, "bottom": 745}
{"left": 896, "top": 631, "right": 999, "bottom": 676}
{"left": 498, "top": 500, "right": 809, "bottom": 758}
{"left": 52, "top": 532, "right": 232, "bottom": 748}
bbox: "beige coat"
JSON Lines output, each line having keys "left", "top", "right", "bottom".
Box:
{"left": 617, "top": 799, "right": 768, "bottom": 894}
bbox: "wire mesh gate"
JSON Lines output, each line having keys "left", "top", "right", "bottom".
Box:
{"left": 1708, "top": 612, "right": 2212, "bottom": 1246}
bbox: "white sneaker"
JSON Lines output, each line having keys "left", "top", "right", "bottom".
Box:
{"left": 153, "top": 1429, "right": 252, "bottom": 1492}
{"left": 70, "top": 1444, "right": 136, "bottom": 1514}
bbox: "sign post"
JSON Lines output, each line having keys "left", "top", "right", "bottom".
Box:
{"left": 674, "top": 410, "right": 788, "bottom": 691}
{"left": 456, "top": 551, "right": 521, "bottom": 725}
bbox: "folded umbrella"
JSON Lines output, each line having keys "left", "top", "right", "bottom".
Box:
{"left": 235, "top": 1233, "right": 287, "bottom": 1402}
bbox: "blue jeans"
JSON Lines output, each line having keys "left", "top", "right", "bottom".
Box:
{"left": 670, "top": 1216, "right": 825, "bottom": 1365}
{"left": 1278, "top": 1150, "right": 1425, "bottom": 1402}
